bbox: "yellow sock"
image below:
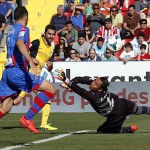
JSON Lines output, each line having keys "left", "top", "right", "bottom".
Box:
{"left": 40, "top": 103, "right": 51, "bottom": 127}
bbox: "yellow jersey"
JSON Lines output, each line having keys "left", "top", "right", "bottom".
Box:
{"left": 30, "top": 37, "right": 55, "bottom": 74}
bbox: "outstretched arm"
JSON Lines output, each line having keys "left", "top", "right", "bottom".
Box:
{"left": 72, "top": 76, "right": 93, "bottom": 85}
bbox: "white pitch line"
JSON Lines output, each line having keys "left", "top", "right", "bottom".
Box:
{"left": 0, "top": 130, "right": 91, "bottom": 150}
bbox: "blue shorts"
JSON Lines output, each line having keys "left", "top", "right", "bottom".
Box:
{"left": 0, "top": 67, "right": 44, "bottom": 101}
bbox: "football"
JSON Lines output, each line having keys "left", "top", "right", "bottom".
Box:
{"left": 106, "top": 36, "right": 123, "bottom": 52}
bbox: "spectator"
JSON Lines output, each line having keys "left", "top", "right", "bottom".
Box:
{"left": 67, "top": 0, "right": 83, "bottom": 4}
{"left": 0, "top": 0, "right": 12, "bottom": 24}
{"left": 86, "top": 3, "right": 106, "bottom": 33}
{"left": 54, "top": 36, "right": 70, "bottom": 61}
{"left": 120, "top": 4, "right": 141, "bottom": 40}
{"left": 102, "top": 48, "right": 118, "bottom": 61}
{"left": 50, "top": 5, "right": 67, "bottom": 35}
{"left": 84, "top": 48, "right": 101, "bottom": 61}
{"left": 16, "top": 0, "right": 21, "bottom": 6}
{"left": 96, "top": 18, "right": 118, "bottom": 43}
{"left": 106, "top": 6, "right": 123, "bottom": 29}
{"left": 82, "top": 0, "right": 93, "bottom": 16}
{"left": 99, "top": 0, "right": 114, "bottom": 17}
{"left": 92, "top": 37, "right": 106, "bottom": 58}
{"left": 72, "top": 33, "right": 91, "bottom": 60}
{"left": 130, "top": 32, "right": 148, "bottom": 57}
{"left": 71, "top": 7, "right": 86, "bottom": 31}
{"left": 134, "top": 19, "right": 150, "bottom": 43}
{"left": 119, "top": 43, "right": 134, "bottom": 64}
{"left": 64, "top": 3, "right": 75, "bottom": 20}
{"left": 7, "top": 0, "right": 17, "bottom": 24}
{"left": 84, "top": 24, "right": 95, "bottom": 44}
{"left": 120, "top": 0, "right": 124, "bottom": 9}
{"left": 65, "top": 48, "right": 81, "bottom": 61}
{"left": 62, "top": 21, "right": 78, "bottom": 43}
{"left": 135, "top": 0, "right": 150, "bottom": 14}
{"left": 0, "top": 14, "right": 6, "bottom": 46}
{"left": 135, "top": 44, "right": 150, "bottom": 61}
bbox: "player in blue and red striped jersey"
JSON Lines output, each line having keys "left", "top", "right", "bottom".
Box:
{"left": 0, "top": 6, "right": 56, "bottom": 134}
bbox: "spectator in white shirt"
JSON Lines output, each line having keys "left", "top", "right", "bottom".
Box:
{"left": 119, "top": 43, "right": 134, "bottom": 64}
{"left": 130, "top": 32, "right": 148, "bottom": 57}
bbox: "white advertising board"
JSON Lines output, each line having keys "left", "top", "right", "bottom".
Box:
{"left": 11, "top": 81, "right": 150, "bottom": 113}
{"left": 50, "top": 61, "right": 150, "bottom": 82}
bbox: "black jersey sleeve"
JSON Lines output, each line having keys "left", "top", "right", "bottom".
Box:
{"left": 29, "top": 39, "right": 40, "bottom": 58}
{"left": 72, "top": 76, "right": 93, "bottom": 85}
{"left": 69, "top": 83, "right": 96, "bottom": 102}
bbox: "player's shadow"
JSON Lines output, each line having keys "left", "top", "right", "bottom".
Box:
{"left": 0, "top": 126, "right": 24, "bottom": 129}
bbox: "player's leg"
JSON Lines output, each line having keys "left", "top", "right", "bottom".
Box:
{"left": 0, "top": 97, "right": 13, "bottom": 118}
{"left": 97, "top": 99, "right": 138, "bottom": 134}
{"left": 40, "top": 101, "right": 57, "bottom": 130}
{"left": 97, "top": 115, "right": 137, "bottom": 134}
{"left": 39, "top": 68, "right": 57, "bottom": 130}
{"left": 133, "top": 106, "right": 150, "bottom": 115}
{"left": 20, "top": 79, "right": 56, "bottom": 133}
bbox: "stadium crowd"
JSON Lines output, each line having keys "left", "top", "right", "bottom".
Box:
{"left": 1, "top": 0, "right": 150, "bottom": 61}
{"left": 49, "top": 0, "right": 150, "bottom": 62}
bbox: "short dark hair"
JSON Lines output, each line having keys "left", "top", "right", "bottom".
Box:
{"left": 105, "top": 18, "right": 112, "bottom": 23}
{"left": 82, "top": 0, "right": 89, "bottom": 4}
{"left": 78, "top": 33, "right": 85, "bottom": 39}
{"left": 140, "top": 44, "right": 146, "bottom": 50}
{"left": 14, "top": 6, "right": 28, "bottom": 21}
{"left": 97, "top": 37, "right": 104, "bottom": 42}
{"left": 66, "top": 21, "right": 73, "bottom": 25}
{"left": 110, "top": 6, "right": 118, "bottom": 12}
{"left": 138, "top": 32, "right": 145, "bottom": 38}
{"left": 45, "top": 24, "right": 56, "bottom": 32}
{"left": 125, "top": 42, "right": 133, "bottom": 49}
{"left": 100, "top": 77, "right": 109, "bottom": 92}
{"left": 139, "top": 19, "right": 147, "bottom": 24}
{"left": 128, "top": 4, "right": 135, "bottom": 9}
{"left": 92, "top": 3, "right": 99, "bottom": 9}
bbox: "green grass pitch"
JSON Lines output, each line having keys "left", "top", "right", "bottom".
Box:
{"left": 0, "top": 113, "right": 150, "bottom": 150}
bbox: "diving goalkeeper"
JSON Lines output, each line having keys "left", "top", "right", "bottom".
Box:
{"left": 53, "top": 69, "right": 150, "bottom": 133}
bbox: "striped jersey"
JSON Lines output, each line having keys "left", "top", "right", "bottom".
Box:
{"left": 69, "top": 76, "right": 118, "bottom": 116}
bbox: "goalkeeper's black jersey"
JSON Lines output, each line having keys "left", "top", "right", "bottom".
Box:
{"left": 69, "top": 76, "right": 120, "bottom": 116}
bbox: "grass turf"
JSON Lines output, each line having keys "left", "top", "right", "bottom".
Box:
{"left": 0, "top": 113, "right": 150, "bottom": 150}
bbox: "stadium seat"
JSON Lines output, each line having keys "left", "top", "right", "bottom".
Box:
{"left": 122, "top": 0, "right": 135, "bottom": 12}
{"left": 121, "top": 11, "right": 128, "bottom": 17}
{"left": 114, "top": 49, "right": 124, "bottom": 60}
{"left": 122, "top": 39, "right": 132, "bottom": 45}
{"left": 26, "top": 0, "right": 64, "bottom": 41}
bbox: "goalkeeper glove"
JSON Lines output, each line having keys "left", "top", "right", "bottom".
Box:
{"left": 52, "top": 69, "right": 71, "bottom": 85}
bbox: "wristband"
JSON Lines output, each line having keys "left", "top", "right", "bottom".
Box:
{"left": 64, "top": 77, "right": 72, "bottom": 86}
{"left": 19, "top": 91, "right": 26, "bottom": 97}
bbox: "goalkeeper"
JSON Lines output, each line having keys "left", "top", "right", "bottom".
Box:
{"left": 53, "top": 69, "right": 150, "bottom": 133}
{"left": 14, "top": 24, "right": 57, "bottom": 131}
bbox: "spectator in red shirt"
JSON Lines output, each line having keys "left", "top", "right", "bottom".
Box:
{"left": 135, "top": 44, "right": 150, "bottom": 61}
{"left": 96, "top": 18, "right": 118, "bottom": 43}
{"left": 134, "top": 19, "right": 150, "bottom": 43}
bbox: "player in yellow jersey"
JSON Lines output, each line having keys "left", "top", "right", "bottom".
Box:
{"left": 14, "top": 24, "right": 57, "bottom": 131}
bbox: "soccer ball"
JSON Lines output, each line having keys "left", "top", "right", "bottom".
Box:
{"left": 106, "top": 36, "right": 123, "bottom": 52}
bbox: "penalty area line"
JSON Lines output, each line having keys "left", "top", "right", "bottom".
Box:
{"left": 0, "top": 130, "right": 91, "bottom": 150}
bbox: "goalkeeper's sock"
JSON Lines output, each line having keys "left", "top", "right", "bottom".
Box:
{"left": 40, "top": 102, "right": 51, "bottom": 127}
{"left": 134, "top": 106, "right": 150, "bottom": 114}
{"left": 25, "top": 91, "right": 54, "bottom": 120}
{"left": 120, "top": 125, "right": 138, "bottom": 133}
{"left": 0, "top": 111, "right": 4, "bottom": 118}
